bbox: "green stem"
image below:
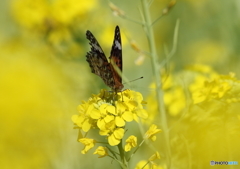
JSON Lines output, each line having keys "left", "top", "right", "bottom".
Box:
{"left": 127, "top": 139, "right": 145, "bottom": 162}
{"left": 141, "top": 0, "right": 171, "bottom": 168}
{"left": 142, "top": 161, "right": 150, "bottom": 169}
{"left": 118, "top": 140, "right": 128, "bottom": 169}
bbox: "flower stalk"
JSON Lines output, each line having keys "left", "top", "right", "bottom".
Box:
{"left": 118, "top": 141, "right": 128, "bottom": 168}
{"left": 141, "top": 0, "right": 172, "bottom": 167}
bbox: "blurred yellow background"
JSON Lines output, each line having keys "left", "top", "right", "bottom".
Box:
{"left": 1, "top": 0, "right": 240, "bottom": 169}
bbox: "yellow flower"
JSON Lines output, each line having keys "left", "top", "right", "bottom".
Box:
{"left": 144, "top": 124, "right": 162, "bottom": 141}
{"left": 11, "top": 0, "right": 49, "bottom": 29}
{"left": 99, "top": 120, "right": 116, "bottom": 136}
{"left": 146, "top": 75, "right": 185, "bottom": 122}
{"left": 115, "top": 101, "right": 133, "bottom": 127}
{"left": 124, "top": 135, "right": 137, "bottom": 152}
{"left": 135, "top": 160, "right": 150, "bottom": 169}
{"left": 146, "top": 65, "right": 239, "bottom": 124}
{"left": 185, "top": 64, "right": 216, "bottom": 75}
{"left": 72, "top": 89, "right": 148, "bottom": 146}
{"left": 119, "top": 90, "right": 148, "bottom": 122}
{"left": 93, "top": 146, "right": 108, "bottom": 158}
{"left": 52, "top": 0, "right": 97, "bottom": 24}
{"left": 11, "top": 0, "right": 97, "bottom": 29}
{"left": 149, "top": 151, "right": 160, "bottom": 161}
{"left": 11, "top": 0, "right": 97, "bottom": 58}
{"left": 108, "top": 128, "right": 125, "bottom": 146}
{"left": 71, "top": 101, "right": 95, "bottom": 132}
{"left": 164, "top": 86, "right": 186, "bottom": 116}
{"left": 79, "top": 138, "right": 96, "bottom": 154}
{"left": 135, "top": 160, "right": 163, "bottom": 169}
{"left": 192, "top": 73, "right": 240, "bottom": 104}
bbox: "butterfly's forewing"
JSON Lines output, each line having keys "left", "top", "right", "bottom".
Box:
{"left": 86, "top": 30, "right": 110, "bottom": 77}
{"left": 110, "top": 26, "right": 122, "bottom": 72}
{"left": 109, "top": 26, "right": 123, "bottom": 91}
{"left": 86, "top": 26, "right": 123, "bottom": 92}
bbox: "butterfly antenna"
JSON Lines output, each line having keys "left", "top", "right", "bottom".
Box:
{"left": 123, "top": 76, "right": 143, "bottom": 85}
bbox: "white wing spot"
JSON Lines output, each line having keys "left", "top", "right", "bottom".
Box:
{"left": 115, "top": 40, "right": 121, "bottom": 50}
{"left": 93, "top": 42, "right": 103, "bottom": 53}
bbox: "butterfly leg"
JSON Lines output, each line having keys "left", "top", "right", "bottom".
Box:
{"left": 102, "top": 90, "right": 106, "bottom": 100}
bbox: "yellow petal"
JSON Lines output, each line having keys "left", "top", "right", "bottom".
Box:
{"left": 113, "top": 128, "right": 124, "bottom": 139}
{"left": 82, "top": 119, "right": 91, "bottom": 132}
{"left": 90, "top": 108, "right": 101, "bottom": 119}
{"left": 107, "top": 105, "right": 116, "bottom": 115}
{"left": 136, "top": 109, "right": 148, "bottom": 119}
{"left": 104, "top": 115, "right": 114, "bottom": 123}
{"left": 122, "top": 111, "right": 133, "bottom": 122}
{"left": 133, "top": 114, "right": 139, "bottom": 122}
{"left": 97, "top": 119, "right": 106, "bottom": 130}
{"left": 108, "top": 134, "right": 120, "bottom": 146}
{"left": 71, "top": 115, "right": 79, "bottom": 123}
{"left": 126, "top": 101, "right": 138, "bottom": 110}
{"left": 124, "top": 144, "right": 131, "bottom": 152}
{"left": 115, "top": 116, "right": 125, "bottom": 127}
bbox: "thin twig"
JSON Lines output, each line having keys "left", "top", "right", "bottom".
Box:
{"left": 141, "top": 0, "right": 172, "bottom": 168}
{"left": 160, "top": 19, "right": 180, "bottom": 68}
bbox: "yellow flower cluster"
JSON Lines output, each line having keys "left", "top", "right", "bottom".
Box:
{"left": 192, "top": 73, "right": 240, "bottom": 104}
{"left": 72, "top": 89, "right": 148, "bottom": 150}
{"left": 11, "top": 0, "right": 97, "bottom": 58}
{"left": 11, "top": 0, "right": 97, "bottom": 29}
{"left": 146, "top": 65, "right": 240, "bottom": 125}
{"left": 146, "top": 73, "right": 186, "bottom": 122}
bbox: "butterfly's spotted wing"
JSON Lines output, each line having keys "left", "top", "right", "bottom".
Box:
{"left": 86, "top": 26, "right": 124, "bottom": 92}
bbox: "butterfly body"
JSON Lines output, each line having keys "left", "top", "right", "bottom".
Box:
{"left": 86, "top": 26, "right": 123, "bottom": 92}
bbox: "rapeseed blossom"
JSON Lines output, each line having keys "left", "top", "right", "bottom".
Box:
{"left": 93, "top": 146, "right": 108, "bottom": 158}
{"left": 124, "top": 135, "right": 137, "bottom": 152}
{"left": 72, "top": 89, "right": 148, "bottom": 146}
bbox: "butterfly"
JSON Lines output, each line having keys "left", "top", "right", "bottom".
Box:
{"left": 86, "top": 26, "right": 124, "bottom": 92}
